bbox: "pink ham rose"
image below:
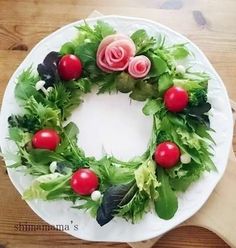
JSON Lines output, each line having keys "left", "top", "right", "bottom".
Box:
{"left": 128, "top": 55, "right": 151, "bottom": 79}
{"left": 96, "top": 34, "right": 136, "bottom": 72}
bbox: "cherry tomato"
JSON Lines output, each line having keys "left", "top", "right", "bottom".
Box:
{"left": 32, "top": 129, "right": 60, "bottom": 151}
{"left": 154, "top": 141, "right": 180, "bottom": 168}
{"left": 58, "top": 54, "right": 82, "bottom": 81}
{"left": 164, "top": 86, "right": 189, "bottom": 112}
{"left": 71, "top": 168, "right": 99, "bottom": 195}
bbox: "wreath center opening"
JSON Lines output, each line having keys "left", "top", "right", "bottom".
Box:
{"left": 69, "top": 90, "right": 153, "bottom": 161}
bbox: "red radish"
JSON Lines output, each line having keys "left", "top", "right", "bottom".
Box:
{"left": 128, "top": 55, "right": 151, "bottom": 78}
{"left": 71, "top": 168, "right": 99, "bottom": 195}
{"left": 154, "top": 141, "right": 180, "bottom": 168}
{"left": 164, "top": 86, "right": 189, "bottom": 112}
{"left": 58, "top": 54, "right": 82, "bottom": 81}
{"left": 96, "top": 34, "right": 136, "bottom": 72}
{"left": 32, "top": 129, "right": 60, "bottom": 151}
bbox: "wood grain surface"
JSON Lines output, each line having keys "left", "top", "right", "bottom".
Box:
{"left": 0, "top": 0, "right": 235, "bottom": 247}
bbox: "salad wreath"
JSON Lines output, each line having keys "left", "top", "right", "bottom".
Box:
{"left": 7, "top": 21, "right": 215, "bottom": 226}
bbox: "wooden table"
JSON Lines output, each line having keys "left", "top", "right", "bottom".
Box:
{"left": 0, "top": 0, "right": 235, "bottom": 247}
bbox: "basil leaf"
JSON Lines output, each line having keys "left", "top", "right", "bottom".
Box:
{"left": 96, "top": 182, "right": 137, "bottom": 226}
{"left": 148, "top": 54, "right": 168, "bottom": 77}
{"left": 154, "top": 167, "right": 178, "bottom": 219}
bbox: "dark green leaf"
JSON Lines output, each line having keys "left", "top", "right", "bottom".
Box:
{"left": 154, "top": 167, "right": 178, "bottom": 220}
{"left": 96, "top": 182, "right": 137, "bottom": 226}
{"left": 8, "top": 114, "right": 41, "bottom": 133}
{"left": 148, "top": 54, "right": 168, "bottom": 77}
{"left": 186, "top": 102, "right": 211, "bottom": 116}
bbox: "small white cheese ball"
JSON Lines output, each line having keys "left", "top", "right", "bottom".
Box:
{"left": 91, "top": 190, "right": 102, "bottom": 201}
{"left": 176, "top": 65, "right": 186, "bottom": 75}
{"left": 180, "top": 154, "right": 191, "bottom": 164}
{"left": 49, "top": 161, "right": 57, "bottom": 173}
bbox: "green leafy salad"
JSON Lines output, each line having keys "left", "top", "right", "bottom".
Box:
{"left": 7, "top": 21, "right": 215, "bottom": 226}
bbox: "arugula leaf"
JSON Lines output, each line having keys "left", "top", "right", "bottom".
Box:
{"left": 75, "top": 21, "right": 115, "bottom": 45}
{"left": 15, "top": 67, "right": 44, "bottom": 103}
{"left": 117, "top": 191, "right": 149, "bottom": 223}
{"left": 25, "top": 97, "right": 61, "bottom": 128}
{"left": 96, "top": 182, "right": 137, "bottom": 226}
{"left": 47, "top": 83, "right": 71, "bottom": 109}
{"left": 90, "top": 156, "right": 134, "bottom": 191}
{"left": 154, "top": 167, "right": 178, "bottom": 219}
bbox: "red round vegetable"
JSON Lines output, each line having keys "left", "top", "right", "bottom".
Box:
{"left": 32, "top": 129, "right": 60, "bottom": 151}
{"left": 58, "top": 54, "right": 82, "bottom": 81}
{"left": 164, "top": 86, "right": 189, "bottom": 112}
{"left": 154, "top": 141, "right": 180, "bottom": 168}
{"left": 71, "top": 168, "right": 99, "bottom": 195}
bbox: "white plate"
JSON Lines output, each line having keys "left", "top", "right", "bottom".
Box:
{"left": 0, "top": 15, "right": 233, "bottom": 242}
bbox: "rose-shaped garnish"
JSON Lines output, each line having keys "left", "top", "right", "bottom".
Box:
{"left": 128, "top": 55, "right": 151, "bottom": 78}
{"left": 96, "top": 34, "right": 136, "bottom": 72}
